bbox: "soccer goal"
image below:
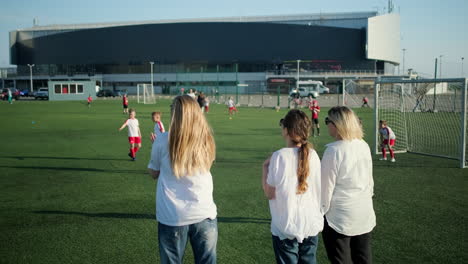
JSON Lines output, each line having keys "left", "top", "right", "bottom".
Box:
{"left": 137, "top": 83, "right": 155, "bottom": 104}
{"left": 341, "top": 79, "right": 374, "bottom": 108}
{"left": 374, "top": 78, "right": 468, "bottom": 168}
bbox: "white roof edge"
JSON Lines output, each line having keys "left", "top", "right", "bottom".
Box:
{"left": 14, "top": 11, "right": 377, "bottom": 32}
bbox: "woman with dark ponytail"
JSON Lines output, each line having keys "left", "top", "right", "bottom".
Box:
{"left": 262, "top": 109, "right": 323, "bottom": 264}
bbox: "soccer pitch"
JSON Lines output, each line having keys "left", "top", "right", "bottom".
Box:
{"left": 0, "top": 99, "right": 467, "bottom": 263}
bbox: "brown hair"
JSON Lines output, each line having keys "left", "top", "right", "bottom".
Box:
{"left": 152, "top": 111, "right": 161, "bottom": 117}
{"left": 169, "top": 95, "right": 215, "bottom": 177}
{"left": 282, "top": 109, "right": 313, "bottom": 194}
{"left": 379, "top": 120, "right": 387, "bottom": 126}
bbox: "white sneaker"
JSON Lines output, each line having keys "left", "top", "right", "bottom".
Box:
{"left": 391, "top": 158, "right": 396, "bottom": 162}
{"left": 379, "top": 157, "right": 387, "bottom": 161}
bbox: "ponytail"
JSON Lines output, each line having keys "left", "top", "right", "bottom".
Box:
{"left": 282, "top": 109, "right": 313, "bottom": 194}
{"left": 297, "top": 140, "right": 310, "bottom": 194}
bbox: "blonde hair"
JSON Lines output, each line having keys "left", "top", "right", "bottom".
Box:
{"left": 327, "top": 106, "right": 363, "bottom": 140}
{"left": 282, "top": 110, "right": 313, "bottom": 194}
{"left": 169, "top": 95, "right": 216, "bottom": 177}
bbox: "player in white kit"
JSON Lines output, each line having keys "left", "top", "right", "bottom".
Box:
{"left": 118, "top": 109, "right": 142, "bottom": 161}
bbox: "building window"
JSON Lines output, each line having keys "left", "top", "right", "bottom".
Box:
{"left": 54, "top": 84, "right": 61, "bottom": 94}
{"left": 70, "top": 84, "right": 76, "bottom": 94}
{"left": 77, "top": 84, "right": 84, "bottom": 94}
{"left": 62, "top": 84, "right": 69, "bottom": 94}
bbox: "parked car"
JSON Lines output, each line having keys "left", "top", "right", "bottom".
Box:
{"left": 34, "top": 88, "right": 49, "bottom": 100}
{"left": 114, "top": 89, "right": 127, "bottom": 97}
{"left": 20, "top": 89, "right": 31, "bottom": 97}
{"left": 1, "top": 88, "right": 21, "bottom": 100}
{"left": 289, "top": 80, "right": 330, "bottom": 98}
{"left": 97, "top": 90, "right": 116, "bottom": 97}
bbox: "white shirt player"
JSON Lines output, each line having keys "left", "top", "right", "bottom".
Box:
{"left": 154, "top": 121, "right": 165, "bottom": 137}
{"left": 380, "top": 126, "right": 396, "bottom": 140}
{"left": 126, "top": 118, "right": 140, "bottom": 137}
{"left": 188, "top": 92, "right": 196, "bottom": 99}
{"left": 228, "top": 99, "right": 235, "bottom": 108}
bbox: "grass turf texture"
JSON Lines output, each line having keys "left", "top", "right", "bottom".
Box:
{"left": 0, "top": 99, "right": 467, "bottom": 264}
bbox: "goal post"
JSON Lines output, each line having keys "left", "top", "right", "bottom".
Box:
{"left": 375, "top": 78, "right": 468, "bottom": 168}
{"left": 341, "top": 79, "right": 374, "bottom": 108}
{"left": 137, "top": 83, "right": 155, "bottom": 104}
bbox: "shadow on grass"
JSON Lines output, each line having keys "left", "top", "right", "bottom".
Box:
{"left": 33, "top": 210, "right": 270, "bottom": 224}
{"left": 1, "top": 155, "right": 128, "bottom": 161}
{"left": 0, "top": 165, "right": 145, "bottom": 174}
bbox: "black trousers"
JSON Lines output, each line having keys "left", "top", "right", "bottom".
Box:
{"left": 322, "top": 218, "right": 372, "bottom": 264}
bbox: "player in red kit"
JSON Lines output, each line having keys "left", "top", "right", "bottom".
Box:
{"left": 122, "top": 94, "right": 129, "bottom": 114}
{"left": 309, "top": 100, "right": 321, "bottom": 137}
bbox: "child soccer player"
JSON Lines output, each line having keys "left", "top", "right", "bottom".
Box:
{"left": 379, "top": 120, "right": 396, "bottom": 162}
{"left": 227, "top": 97, "right": 238, "bottom": 119}
{"left": 362, "top": 97, "right": 370, "bottom": 107}
{"left": 118, "top": 109, "right": 141, "bottom": 161}
{"left": 122, "top": 94, "right": 129, "bottom": 114}
{"left": 309, "top": 100, "right": 320, "bottom": 136}
{"left": 87, "top": 95, "right": 93, "bottom": 107}
{"left": 150, "top": 111, "right": 165, "bottom": 143}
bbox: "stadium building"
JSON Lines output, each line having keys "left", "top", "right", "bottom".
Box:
{"left": 4, "top": 11, "right": 400, "bottom": 95}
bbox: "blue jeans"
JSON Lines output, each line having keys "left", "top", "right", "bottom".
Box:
{"left": 272, "top": 235, "right": 319, "bottom": 264}
{"left": 158, "top": 218, "right": 217, "bottom": 264}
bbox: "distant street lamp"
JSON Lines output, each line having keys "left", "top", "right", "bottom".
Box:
{"left": 149, "top": 61, "right": 154, "bottom": 90}
{"left": 296, "top": 60, "right": 301, "bottom": 89}
{"left": 439, "top": 55, "right": 443, "bottom": 78}
{"left": 402, "top": 48, "right": 406, "bottom": 75}
{"left": 27, "top": 64, "right": 35, "bottom": 92}
{"left": 462, "top": 57, "right": 465, "bottom": 77}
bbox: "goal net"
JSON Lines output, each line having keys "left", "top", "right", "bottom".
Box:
{"left": 375, "top": 78, "right": 468, "bottom": 168}
{"left": 341, "top": 79, "right": 374, "bottom": 108}
{"left": 137, "top": 83, "right": 155, "bottom": 104}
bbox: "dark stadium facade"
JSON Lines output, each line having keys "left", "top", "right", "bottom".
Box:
{"left": 5, "top": 12, "right": 400, "bottom": 94}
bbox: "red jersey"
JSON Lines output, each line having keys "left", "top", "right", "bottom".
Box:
{"left": 310, "top": 106, "right": 320, "bottom": 119}
{"left": 123, "top": 96, "right": 128, "bottom": 106}
{"left": 363, "top": 97, "right": 369, "bottom": 103}
{"left": 87, "top": 96, "right": 92, "bottom": 103}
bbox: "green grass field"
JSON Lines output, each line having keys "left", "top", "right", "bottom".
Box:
{"left": 0, "top": 99, "right": 467, "bottom": 264}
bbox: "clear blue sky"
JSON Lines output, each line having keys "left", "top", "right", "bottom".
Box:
{"left": 1, "top": 0, "right": 467, "bottom": 77}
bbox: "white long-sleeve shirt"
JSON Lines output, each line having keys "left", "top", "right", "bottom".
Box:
{"left": 267, "top": 148, "right": 323, "bottom": 242}
{"left": 321, "top": 139, "right": 376, "bottom": 236}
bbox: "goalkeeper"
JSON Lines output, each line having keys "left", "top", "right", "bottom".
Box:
{"left": 379, "top": 120, "right": 396, "bottom": 162}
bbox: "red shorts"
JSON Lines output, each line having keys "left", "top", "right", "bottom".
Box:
{"left": 383, "top": 139, "right": 395, "bottom": 146}
{"left": 128, "top": 137, "right": 141, "bottom": 144}
{"left": 229, "top": 107, "right": 236, "bottom": 111}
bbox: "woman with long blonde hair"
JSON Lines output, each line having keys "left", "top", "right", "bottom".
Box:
{"left": 321, "top": 106, "right": 375, "bottom": 264}
{"left": 148, "top": 95, "right": 217, "bottom": 264}
{"left": 262, "top": 109, "right": 323, "bottom": 264}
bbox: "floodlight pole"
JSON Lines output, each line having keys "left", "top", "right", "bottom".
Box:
{"left": 462, "top": 57, "right": 465, "bottom": 77}
{"left": 296, "top": 60, "right": 301, "bottom": 89}
{"left": 27, "top": 64, "right": 35, "bottom": 92}
{"left": 439, "top": 55, "right": 443, "bottom": 78}
{"left": 402, "top": 48, "right": 406, "bottom": 75}
{"left": 149, "top": 61, "right": 154, "bottom": 92}
{"left": 434, "top": 58, "right": 438, "bottom": 111}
